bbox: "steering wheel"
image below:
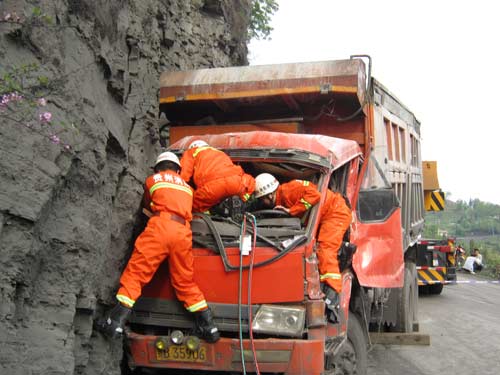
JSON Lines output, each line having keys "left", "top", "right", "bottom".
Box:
{"left": 251, "top": 209, "right": 291, "bottom": 219}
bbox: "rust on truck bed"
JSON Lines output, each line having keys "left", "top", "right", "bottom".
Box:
{"left": 159, "top": 59, "right": 370, "bottom": 154}
{"left": 160, "top": 59, "right": 366, "bottom": 104}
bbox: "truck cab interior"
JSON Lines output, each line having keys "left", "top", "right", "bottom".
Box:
{"left": 189, "top": 150, "right": 352, "bottom": 256}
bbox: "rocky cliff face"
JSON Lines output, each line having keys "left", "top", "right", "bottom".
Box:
{"left": 0, "top": 1, "right": 251, "bottom": 374}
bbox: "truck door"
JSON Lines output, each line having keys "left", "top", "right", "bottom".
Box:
{"left": 351, "top": 154, "right": 404, "bottom": 288}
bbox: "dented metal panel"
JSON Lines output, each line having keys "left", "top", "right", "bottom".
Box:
{"left": 169, "top": 131, "right": 362, "bottom": 170}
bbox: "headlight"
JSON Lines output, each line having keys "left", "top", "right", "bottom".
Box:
{"left": 170, "top": 330, "right": 184, "bottom": 345}
{"left": 252, "top": 305, "right": 305, "bottom": 337}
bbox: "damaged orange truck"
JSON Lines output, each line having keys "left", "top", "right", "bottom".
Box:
{"left": 125, "top": 56, "right": 425, "bottom": 374}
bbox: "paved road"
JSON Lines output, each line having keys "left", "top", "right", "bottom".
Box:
{"left": 368, "top": 272, "right": 500, "bottom": 375}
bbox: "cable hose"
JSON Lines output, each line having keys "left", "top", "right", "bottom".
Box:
{"left": 336, "top": 55, "right": 373, "bottom": 122}
{"left": 247, "top": 214, "right": 261, "bottom": 374}
{"left": 194, "top": 213, "right": 307, "bottom": 272}
{"left": 238, "top": 217, "right": 247, "bottom": 374}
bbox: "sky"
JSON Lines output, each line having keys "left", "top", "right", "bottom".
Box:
{"left": 248, "top": 0, "right": 500, "bottom": 205}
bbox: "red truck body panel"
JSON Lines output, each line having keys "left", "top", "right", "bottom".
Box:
{"left": 142, "top": 247, "right": 305, "bottom": 304}
{"left": 352, "top": 208, "right": 404, "bottom": 287}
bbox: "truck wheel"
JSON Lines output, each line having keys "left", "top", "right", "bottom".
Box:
{"left": 330, "top": 312, "right": 368, "bottom": 375}
{"left": 428, "top": 283, "right": 444, "bottom": 295}
{"left": 394, "top": 262, "right": 417, "bottom": 332}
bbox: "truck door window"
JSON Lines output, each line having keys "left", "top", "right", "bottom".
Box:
{"left": 357, "top": 154, "right": 400, "bottom": 222}
{"left": 328, "top": 163, "right": 349, "bottom": 194}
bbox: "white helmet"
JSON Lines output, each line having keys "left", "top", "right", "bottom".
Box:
{"left": 254, "top": 173, "right": 279, "bottom": 198}
{"left": 188, "top": 140, "right": 208, "bottom": 149}
{"left": 155, "top": 151, "right": 180, "bottom": 168}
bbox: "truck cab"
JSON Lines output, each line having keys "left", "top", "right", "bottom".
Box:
{"left": 125, "top": 57, "right": 424, "bottom": 375}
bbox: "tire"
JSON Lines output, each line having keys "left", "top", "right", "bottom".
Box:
{"left": 394, "top": 262, "right": 418, "bottom": 332}
{"left": 428, "top": 283, "right": 444, "bottom": 295}
{"left": 330, "top": 312, "right": 368, "bottom": 375}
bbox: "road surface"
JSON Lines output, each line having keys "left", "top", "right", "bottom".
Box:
{"left": 368, "top": 271, "right": 500, "bottom": 375}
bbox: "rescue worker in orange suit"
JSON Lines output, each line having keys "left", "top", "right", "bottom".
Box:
{"left": 96, "top": 152, "right": 220, "bottom": 342}
{"left": 180, "top": 140, "right": 255, "bottom": 213}
{"left": 254, "top": 173, "right": 352, "bottom": 322}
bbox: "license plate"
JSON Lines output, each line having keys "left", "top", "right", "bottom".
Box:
{"left": 156, "top": 345, "right": 208, "bottom": 363}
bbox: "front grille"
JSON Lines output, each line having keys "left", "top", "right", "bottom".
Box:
{"left": 129, "top": 298, "right": 259, "bottom": 334}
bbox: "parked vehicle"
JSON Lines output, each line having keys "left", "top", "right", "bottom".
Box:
{"left": 417, "top": 238, "right": 456, "bottom": 295}
{"left": 417, "top": 161, "right": 453, "bottom": 295}
{"left": 126, "top": 56, "right": 425, "bottom": 374}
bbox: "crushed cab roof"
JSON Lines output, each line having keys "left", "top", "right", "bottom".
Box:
{"left": 170, "top": 131, "right": 362, "bottom": 169}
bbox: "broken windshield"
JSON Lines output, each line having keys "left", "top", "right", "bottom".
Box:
{"left": 188, "top": 152, "right": 326, "bottom": 254}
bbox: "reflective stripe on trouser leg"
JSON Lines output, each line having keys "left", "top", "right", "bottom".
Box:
{"left": 167, "top": 221, "right": 207, "bottom": 311}
{"left": 317, "top": 228, "right": 351, "bottom": 292}
{"left": 117, "top": 217, "right": 170, "bottom": 307}
{"left": 320, "top": 273, "right": 342, "bottom": 281}
{"left": 116, "top": 294, "right": 135, "bottom": 308}
{"left": 186, "top": 299, "right": 208, "bottom": 312}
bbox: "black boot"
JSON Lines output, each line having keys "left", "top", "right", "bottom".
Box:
{"left": 322, "top": 285, "right": 340, "bottom": 324}
{"left": 95, "top": 303, "right": 131, "bottom": 339}
{"left": 193, "top": 307, "right": 220, "bottom": 343}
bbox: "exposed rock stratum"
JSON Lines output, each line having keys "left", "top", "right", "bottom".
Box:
{"left": 0, "top": 1, "right": 251, "bottom": 374}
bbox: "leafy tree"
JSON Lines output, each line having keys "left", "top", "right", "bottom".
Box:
{"left": 248, "top": 0, "right": 279, "bottom": 40}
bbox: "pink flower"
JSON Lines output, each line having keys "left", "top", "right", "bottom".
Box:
{"left": 63, "top": 144, "right": 71, "bottom": 151}
{"left": 2, "top": 92, "right": 23, "bottom": 104}
{"left": 4, "top": 13, "right": 11, "bottom": 21}
{"left": 49, "top": 135, "right": 60, "bottom": 144}
{"left": 37, "top": 98, "right": 47, "bottom": 106}
{"left": 39, "top": 112, "right": 52, "bottom": 123}
{"left": 11, "top": 92, "right": 23, "bottom": 101}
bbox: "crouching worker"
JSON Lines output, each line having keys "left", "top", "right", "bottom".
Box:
{"left": 95, "top": 151, "right": 220, "bottom": 342}
{"left": 180, "top": 140, "right": 255, "bottom": 213}
{"left": 463, "top": 248, "right": 484, "bottom": 274}
{"left": 254, "top": 173, "right": 352, "bottom": 323}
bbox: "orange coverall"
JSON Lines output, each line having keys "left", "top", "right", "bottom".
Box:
{"left": 180, "top": 146, "right": 255, "bottom": 213}
{"left": 116, "top": 170, "right": 208, "bottom": 313}
{"left": 276, "top": 180, "right": 352, "bottom": 293}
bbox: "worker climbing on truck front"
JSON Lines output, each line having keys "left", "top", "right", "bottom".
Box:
{"left": 95, "top": 151, "right": 220, "bottom": 342}
{"left": 254, "top": 173, "right": 352, "bottom": 323}
{"left": 180, "top": 140, "right": 255, "bottom": 213}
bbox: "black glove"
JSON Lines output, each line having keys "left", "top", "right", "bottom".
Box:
{"left": 322, "top": 284, "right": 340, "bottom": 324}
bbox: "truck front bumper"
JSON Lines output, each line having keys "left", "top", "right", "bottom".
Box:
{"left": 126, "top": 331, "right": 324, "bottom": 374}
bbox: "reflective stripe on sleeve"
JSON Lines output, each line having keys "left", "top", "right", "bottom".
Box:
{"left": 117, "top": 294, "right": 135, "bottom": 308}
{"left": 193, "top": 146, "right": 215, "bottom": 158}
{"left": 302, "top": 181, "right": 310, "bottom": 186}
{"left": 300, "top": 198, "right": 312, "bottom": 210}
{"left": 149, "top": 182, "right": 193, "bottom": 196}
{"left": 186, "top": 299, "right": 208, "bottom": 312}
